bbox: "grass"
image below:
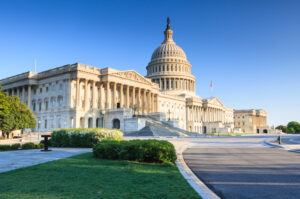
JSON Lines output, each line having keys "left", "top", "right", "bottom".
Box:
{"left": 0, "top": 153, "right": 201, "bottom": 199}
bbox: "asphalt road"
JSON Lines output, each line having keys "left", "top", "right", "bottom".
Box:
{"left": 183, "top": 136, "right": 300, "bottom": 199}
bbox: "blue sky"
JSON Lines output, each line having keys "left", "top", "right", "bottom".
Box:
{"left": 0, "top": 0, "right": 299, "bottom": 126}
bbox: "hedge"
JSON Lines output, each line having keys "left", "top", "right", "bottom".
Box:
{"left": 93, "top": 139, "right": 177, "bottom": 164}
{"left": 0, "top": 143, "right": 42, "bottom": 151}
{"left": 51, "top": 128, "right": 123, "bottom": 148}
{"left": 22, "top": 142, "right": 43, "bottom": 150}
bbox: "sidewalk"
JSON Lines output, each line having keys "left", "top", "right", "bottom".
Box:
{"left": 0, "top": 148, "right": 91, "bottom": 173}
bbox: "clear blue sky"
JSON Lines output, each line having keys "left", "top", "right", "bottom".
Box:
{"left": 0, "top": 0, "right": 299, "bottom": 126}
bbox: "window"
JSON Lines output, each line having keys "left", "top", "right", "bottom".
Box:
{"left": 45, "top": 101, "right": 48, "bottom": 111}
{"left": 32, "top": 101, "right": 36, "bottom": 111}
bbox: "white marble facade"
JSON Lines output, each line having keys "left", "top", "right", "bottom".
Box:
{"left": 0, "top": 19, "right": 236, "bottom": 134}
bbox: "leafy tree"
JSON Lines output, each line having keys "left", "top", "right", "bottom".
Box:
{"left": 0, "top": 85, "right": 36, "bottom": 138}
{"left": 276, "top": 125, "right": 287, "bottom": 133}
{"left": 287, "top": 121, "right": 300, "bottom": 134}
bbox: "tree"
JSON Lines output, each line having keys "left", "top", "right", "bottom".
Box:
{"left": 276, "top": 125, "right": 287, "bottom": 133}
{"left": 287, "top": 121, "right": 300, "bottom": 134}
{"left": 0, "top": 85, "right": 36, "bottom": 138}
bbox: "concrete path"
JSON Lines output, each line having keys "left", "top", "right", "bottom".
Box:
{"left": 182, "top": 135, "right": 300, "bottom": 199}
{"left": 0, "top": 147, "right": 91, "bottom": 173}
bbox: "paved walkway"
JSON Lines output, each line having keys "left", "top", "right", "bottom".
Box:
{"left": 183, "top": 135, "right": 300, "bottom": 199}
{"left": 0, "top": 148, "right": 91, "bottom": 173}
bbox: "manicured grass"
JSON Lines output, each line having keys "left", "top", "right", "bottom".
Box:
{"left": 0, "top": 153, "right": 201, "bottom": 199}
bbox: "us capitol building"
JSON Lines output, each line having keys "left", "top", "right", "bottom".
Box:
{"left": 0, "top": 18, "right": 276, "bottom": 135}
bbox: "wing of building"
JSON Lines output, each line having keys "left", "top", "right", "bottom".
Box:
{"left": 0, "top": 18, "right": 276, "bottom": 135}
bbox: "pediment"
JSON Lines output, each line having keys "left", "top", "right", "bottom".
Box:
{"left": 204, "top": 97, "right": 225, "bottom": 108}
{"left": 111, "top": 70, "right": 153, "bottom": 86}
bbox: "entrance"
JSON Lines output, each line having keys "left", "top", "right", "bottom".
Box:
{"left": 112, "top": 119, "right": 120, "bottom": 129}
{"left": 203, "top": 126, "right": 207, "bottom": 134}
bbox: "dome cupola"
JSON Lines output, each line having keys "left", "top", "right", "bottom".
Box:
{"left": 146, "top": 17, "right": 196, "bottom": 95}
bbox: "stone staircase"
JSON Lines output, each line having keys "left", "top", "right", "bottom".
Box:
{"left": 127, "top": 115, "right": 200, "bottom": 137}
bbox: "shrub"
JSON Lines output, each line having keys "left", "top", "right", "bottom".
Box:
{"left": 0, "top": 145, "right": 11, "bottom": 151}
{"left": 22, "top": 142, "right": 36, "bottom": 150}
{"left": 40, "top": 139, "right": 52, "bottom": 146}
{"left": 51, "top": 128, "right": 123, "bottom": 148}
{"left": 93, "top": 140, "right": 122, "bottom": 159}
{"left": 11, "top": 143, "right": 21, "bottom": 150}
{"left": 93, "top": 139, "right": 177, "bottom": 164}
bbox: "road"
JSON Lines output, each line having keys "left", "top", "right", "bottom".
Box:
{"left": 182, "top": 135, "right": 300, "bottom": 199}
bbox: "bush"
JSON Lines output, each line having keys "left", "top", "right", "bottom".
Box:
{"left": 22, "top": 142, "right": 43, "bottom": 150}
{"left": 93, "top": 139, "right": 177, "bottom": 164}
{"left": 11, "top": 143, "right": 21, "bottom": 150}
{"left": 22, "top": 142, "right": 36, "bottom": 149}
{"left": 51, "top": 128, "right": 123, "bottom": 148}
{"left": 40, "top": 139, "right": 52, "bottom": 146}
{"left": 0, "top": 145, "right": 11, "bottom": 151}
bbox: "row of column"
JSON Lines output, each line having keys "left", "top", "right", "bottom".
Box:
{"left": 152, "top": 78, "right": 194, "bottom": 91}
{"left": 75, "top": 79, "right": 159, "bottom": 114}
{"left": 188, "top": 106, "right": 225, "bottom": 123}
{"left": 5, "top": 85, "right": 31, "bottom": 108}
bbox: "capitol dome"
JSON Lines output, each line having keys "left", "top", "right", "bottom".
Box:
{"left": 146, "top": 17, "right": 196, "bottom": 95}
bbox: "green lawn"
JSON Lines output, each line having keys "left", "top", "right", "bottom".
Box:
{"left": 0, "top": 153, "right": 201, "bottom": 199}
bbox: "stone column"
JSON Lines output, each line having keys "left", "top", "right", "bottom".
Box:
{"left": 76, "top": 78, "right": 80, "bottom": 107}
{"left": 142, "top": 89, "right": 146, "bottom": 115}
{"left": 22, "top": 86, "right": 25, "bottom": 102}
{"left": 17, "top": 87, "right": 19, "bottom": 98}
{"left": 27, "top": 85, "right": 31, "bottom": 108}
{"left": 151, "top": 93, "right": 154, "bottom": 112}
{"left": 120, "top": 84, "right": 123, "bottom": 108}
{"left": 92, "top": 81, "right": 96, "bottom": 109}
{"left": 106, "top": 82, "right": 110, "bottom": 109}
{"left": 113, "top": 82, "right": 117, "bottom": 109}
{"left": 137, "top": 88, "right": 141, "bottom": 114}
{"left": 147, "top": 91, "right": 151, "bottom": 113}
{"left": 155, "top": 94, "right": 158, "bottom": 112}
{"left": 126, "top": 85, "right": 130, "bottom": 108}
{"left": 100, "top": 83, "right": 104, "bottom": 109}
{"left": 132, "top": 87, "right": 136, "bottom": 108}
{"left": 84, "top": 80, "right": 88, "bottom": 110}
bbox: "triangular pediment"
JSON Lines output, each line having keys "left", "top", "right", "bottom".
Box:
{"left": 111, "top": 70, "right": 153, "bottom": 86}
{"left": 204, "top": 97, "right": 225, "bottom": 107}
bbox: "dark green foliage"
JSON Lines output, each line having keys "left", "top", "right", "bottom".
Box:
{"left": 93, "top": 140, "right": 122, "bottom": 159}
{"left": 40, "top": 139, "right": 52, "bottom": 146}
{"left": 10, "top": 143, "right": 21, "bottom": 150}
{"left": 21, "top": 142, "right": 42, "bottom": 150}
{"left": 93, "top": 139, "right": 177, "bottom": 164}
{"left": 276, "top": 125, "right": 287, "bottom": 133}
{"left": 0, "top": 145, "right": 11, "bottom": 151}
{"left": 0, "top": 85, "right": 36, "bottom": 138}
{"left": 21, "top": 142, "right": 36, "bottom": 149}
{"left": 287, "top": 121, "right": 300, "bottom": 134}
{"left": 51, "top": 128, "right": 123, "bottom": 148}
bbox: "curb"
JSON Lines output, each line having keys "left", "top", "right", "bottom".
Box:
{"left": 175, "top": 143, "right": 220, "bottom": 199}
{"left": 262, "top": 139, "right": 290, "bottom": 150}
